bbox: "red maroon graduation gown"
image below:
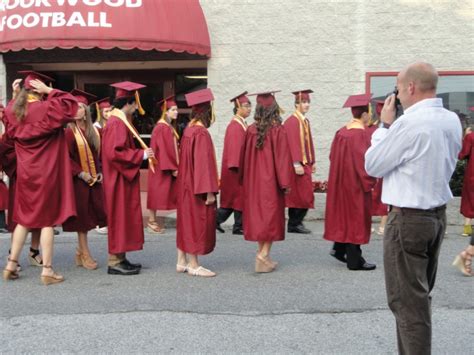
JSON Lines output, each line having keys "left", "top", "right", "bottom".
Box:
{"left": 62, "top": 127, "right": 107, "bottom": 232}
{"left": 323, "top": 125, "right": 376, "bottom": 245}
{"left": 459, "top": 132, "right": 474, "bottom": 218}
{"left": 4, "top": 90, "right": 78, "bottom": 228}
{"left": 283, "top": 114, "right": 315, "bottom": 209}
{"left": 147, "top": 121, "right": 179, "bottom": 211}
{"left": 176, "top": 124, "right": 219, "bottom": 255}
{"left": 220, "top": 117, "right": 247, "bottom": 211}
{"left": 101, "top": 115, "right": 144, "bottom": 254}
{"left": 0, "top": 178, "right": 8, "bottom": 210}
{"left": 241, "top": 124, "right": 292, "bottom": 242}
{"left": 0, "top": 133, "right": 17, "bottom": 231}
{"left": 367, "top": 125, "right": 388, "bottom": 216}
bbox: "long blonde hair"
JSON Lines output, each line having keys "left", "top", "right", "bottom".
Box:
{"left": 12, "top": 88, "right": 30, "bottom": 122}
{"left": 69, "top": 103, "right": 100, "bottom": 153}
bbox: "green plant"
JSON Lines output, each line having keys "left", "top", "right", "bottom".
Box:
{"left": 450, "top": 159, "right": 467, "bottom": 197}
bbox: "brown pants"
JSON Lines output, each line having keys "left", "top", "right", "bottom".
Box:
{"left": 384, "top": 206, "right": 446, "bottom": 355}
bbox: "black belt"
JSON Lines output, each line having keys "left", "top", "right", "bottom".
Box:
{"left": 390, "top": 205, "right": 446, "bottom": 214}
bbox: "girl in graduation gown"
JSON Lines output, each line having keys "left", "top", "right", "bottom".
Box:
{"left": 459, "top": 127, "right": 474, "bottom": 236}
{"left": 147, "top": 97, "right": 179, "bottom": 234}
{"left": 240, "top": 92, "right": 292, "bottom": 273}
{"left": 176, "top": 88, "right": 219, "bottom": 277}
{"left": 0, "top": 96, "right": 42, "bottom": 270}
{"left": 63, "top": 92, "right": 107, "bottom": 270}
{"left": 3, "top": 72, "right": 79, "bottom": 285}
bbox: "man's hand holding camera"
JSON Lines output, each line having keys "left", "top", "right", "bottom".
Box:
{"left": 381, "top": 94, "right": 397, "bottom": 128}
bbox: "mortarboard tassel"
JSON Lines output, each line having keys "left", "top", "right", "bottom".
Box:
{"left": 135, "top": 91, "right": 146, "bottom": 116}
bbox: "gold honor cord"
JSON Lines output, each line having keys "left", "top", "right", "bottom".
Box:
{"left": 73, "top": 125, "right": 98, "bottom": 186}
{"left": 158, "top": 119, "right": 180, "bottom": 164}
{"left": 294, "top": 110, "right": 312, "bottom": 165}
{"left": 232, "top": 115, "right": 248, "bottom": 131}
{"left": 110, "top": 108, "right": 157, "bottom": 173}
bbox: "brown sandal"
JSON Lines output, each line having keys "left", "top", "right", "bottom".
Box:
{"left": 147, "top": 221, "right": 165, "bottom": 234}
{"left": 452, "top": 251, "right": 474, "bottom": 276}
{"left": 41, "top": 265, "right": 65, "bottom": 285}
{"left": 3, "top": 258, "right": 20, "bottom": 281}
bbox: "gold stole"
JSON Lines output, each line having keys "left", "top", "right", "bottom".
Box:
{"left": 294, "top": 111, "right": 312, "bottom": 165}
{"left": 189, "top": 119, "right": 219, "bottom": 185}
{"left": 110, "top": 108, "right": 157, "bottom": 173}
{"left": 73, "top": 124, "right": 100, "bottom": 186}
{"left": 346, "top": 118, "right": 366, "bottom": 130}
{"left": 158, "top": 119, "right": 180, "bottom": 164}
{"left": 232, "top": 115, "right": 248, "bottom": 131}
{"left": 27, "top": 94, "right": 40, "bottom": 103}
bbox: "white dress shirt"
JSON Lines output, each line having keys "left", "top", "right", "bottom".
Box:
{"left": 365, "top": 98, "right": 462, "bottom": 209}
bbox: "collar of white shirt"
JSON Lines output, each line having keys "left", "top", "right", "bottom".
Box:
{"left": 403, "top": 98, "right": 443, "bottom": 115}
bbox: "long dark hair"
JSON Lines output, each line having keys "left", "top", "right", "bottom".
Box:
{"left": 254, "top": 102, "right": 282, "bottom": 149}
{"left": 192, "top": 105, "right": 212, "bottom": 128}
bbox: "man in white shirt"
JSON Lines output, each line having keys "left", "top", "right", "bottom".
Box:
{"left": 365, "top": 62, "right": 462, "bottom": 355}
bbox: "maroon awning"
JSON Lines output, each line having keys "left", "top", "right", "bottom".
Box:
{"left": 0, "top": 0, "right": 211, "bottom": 57}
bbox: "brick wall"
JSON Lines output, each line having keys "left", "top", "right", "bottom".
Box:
{"left": 200, "top": 0, "right": 474, "bottom": 179}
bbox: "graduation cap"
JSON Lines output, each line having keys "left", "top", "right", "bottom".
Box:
{"left": 157, "top": 95, "right": 178, "bottom": 111}
{"left": 292, "top": 89, "right": 313, "bottom": 102}
{"left": 94, "top": 97, "right": 111, "bottom": 110}
{"left": 157, "top": 95, "right": 178, "bottom": 121}
{"left": 248, "top": 90, "right": 281, "bottom": 109}
{"left": 230, "top": 91, "right": 250, "bottom": 108}
{"left": 70, "top": 89, "right": 97, "bottom": 106}
{"left": 110, "top": 81, "right": 146, "bottom": 115}
{"left": 185, "top": 88, "right": 214, "bottom": 113}
{"left": 374, "top": 99, "right": 384, "bottom": 116}
{"left": 343, "top": 93, "right": 373, "bottom": 118}
{"left": 92, "top": 97, "right": 111, "bottom": 124}
{"left": 18, "top": 70, "right": 54, "bottom": 90}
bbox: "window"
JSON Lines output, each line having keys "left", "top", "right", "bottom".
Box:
{"left": 366, "top": 71, "right": 474, "bottom": 128}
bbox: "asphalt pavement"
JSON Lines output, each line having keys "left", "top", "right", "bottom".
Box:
{"left": 0, "top": 221, "right": 472, "bottom": 354}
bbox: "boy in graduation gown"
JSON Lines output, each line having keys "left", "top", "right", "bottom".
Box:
{"left": 102, "top": 81, "right": 154, "bottom": 276}
{"left": 367, "top": 100, "right": 388, "bottom": 235}
{"left": 216, "top": 92, "right": 251, "bottom": 235}
{"left": 284, "top": 90, "right": 316, "bottom": 234}
{"left": 147, "top": 96, "right": 180, "bottom": 233}
{"left": 323, "top": 94, "right": 377, "bottom": 271}
{"left": 176, "top": 88, "right": 219, "bottom": 277}
{"left": 3, "top": 71, "right": 78, "bottom": 284}
{"left": 241, "top": 91, "right": 293, "bottom": 272}
{"left": 63, "top": 89, "right": 107, "bottom": 270}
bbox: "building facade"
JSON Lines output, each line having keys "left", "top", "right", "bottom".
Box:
{"left": 1, "top": 0, "right": 473, "bottom": 184}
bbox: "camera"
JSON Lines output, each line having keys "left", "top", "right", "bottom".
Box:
{"left": 386, "top": 87, "right": 403, "bottom": 118}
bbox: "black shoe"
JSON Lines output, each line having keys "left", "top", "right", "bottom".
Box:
{"left": 108, "top": 261, "right": 140, "bottom": 275}
{"left": 123, "top": 258, "right": 142, "bottom": 269}
{"left": 329, "top": 250, "right": 347, "bottom": 263}
{"left": 232, "top": 229, "right": 243, "bottom": 235}
{"left": 287, "top": 224, "right": 311, "bottom": 234}
{"left": 216, "top": 224, "right": 225, "bottom": 233}
{"left": 53, "top": 229, "right": 60, "bottom": 235}
{"left": 348, "top": 262, "right": 376, "bottom": 271}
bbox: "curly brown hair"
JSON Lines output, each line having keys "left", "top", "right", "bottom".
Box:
{"left": 254, "top": 102, "right": 282, "bottom": 149}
